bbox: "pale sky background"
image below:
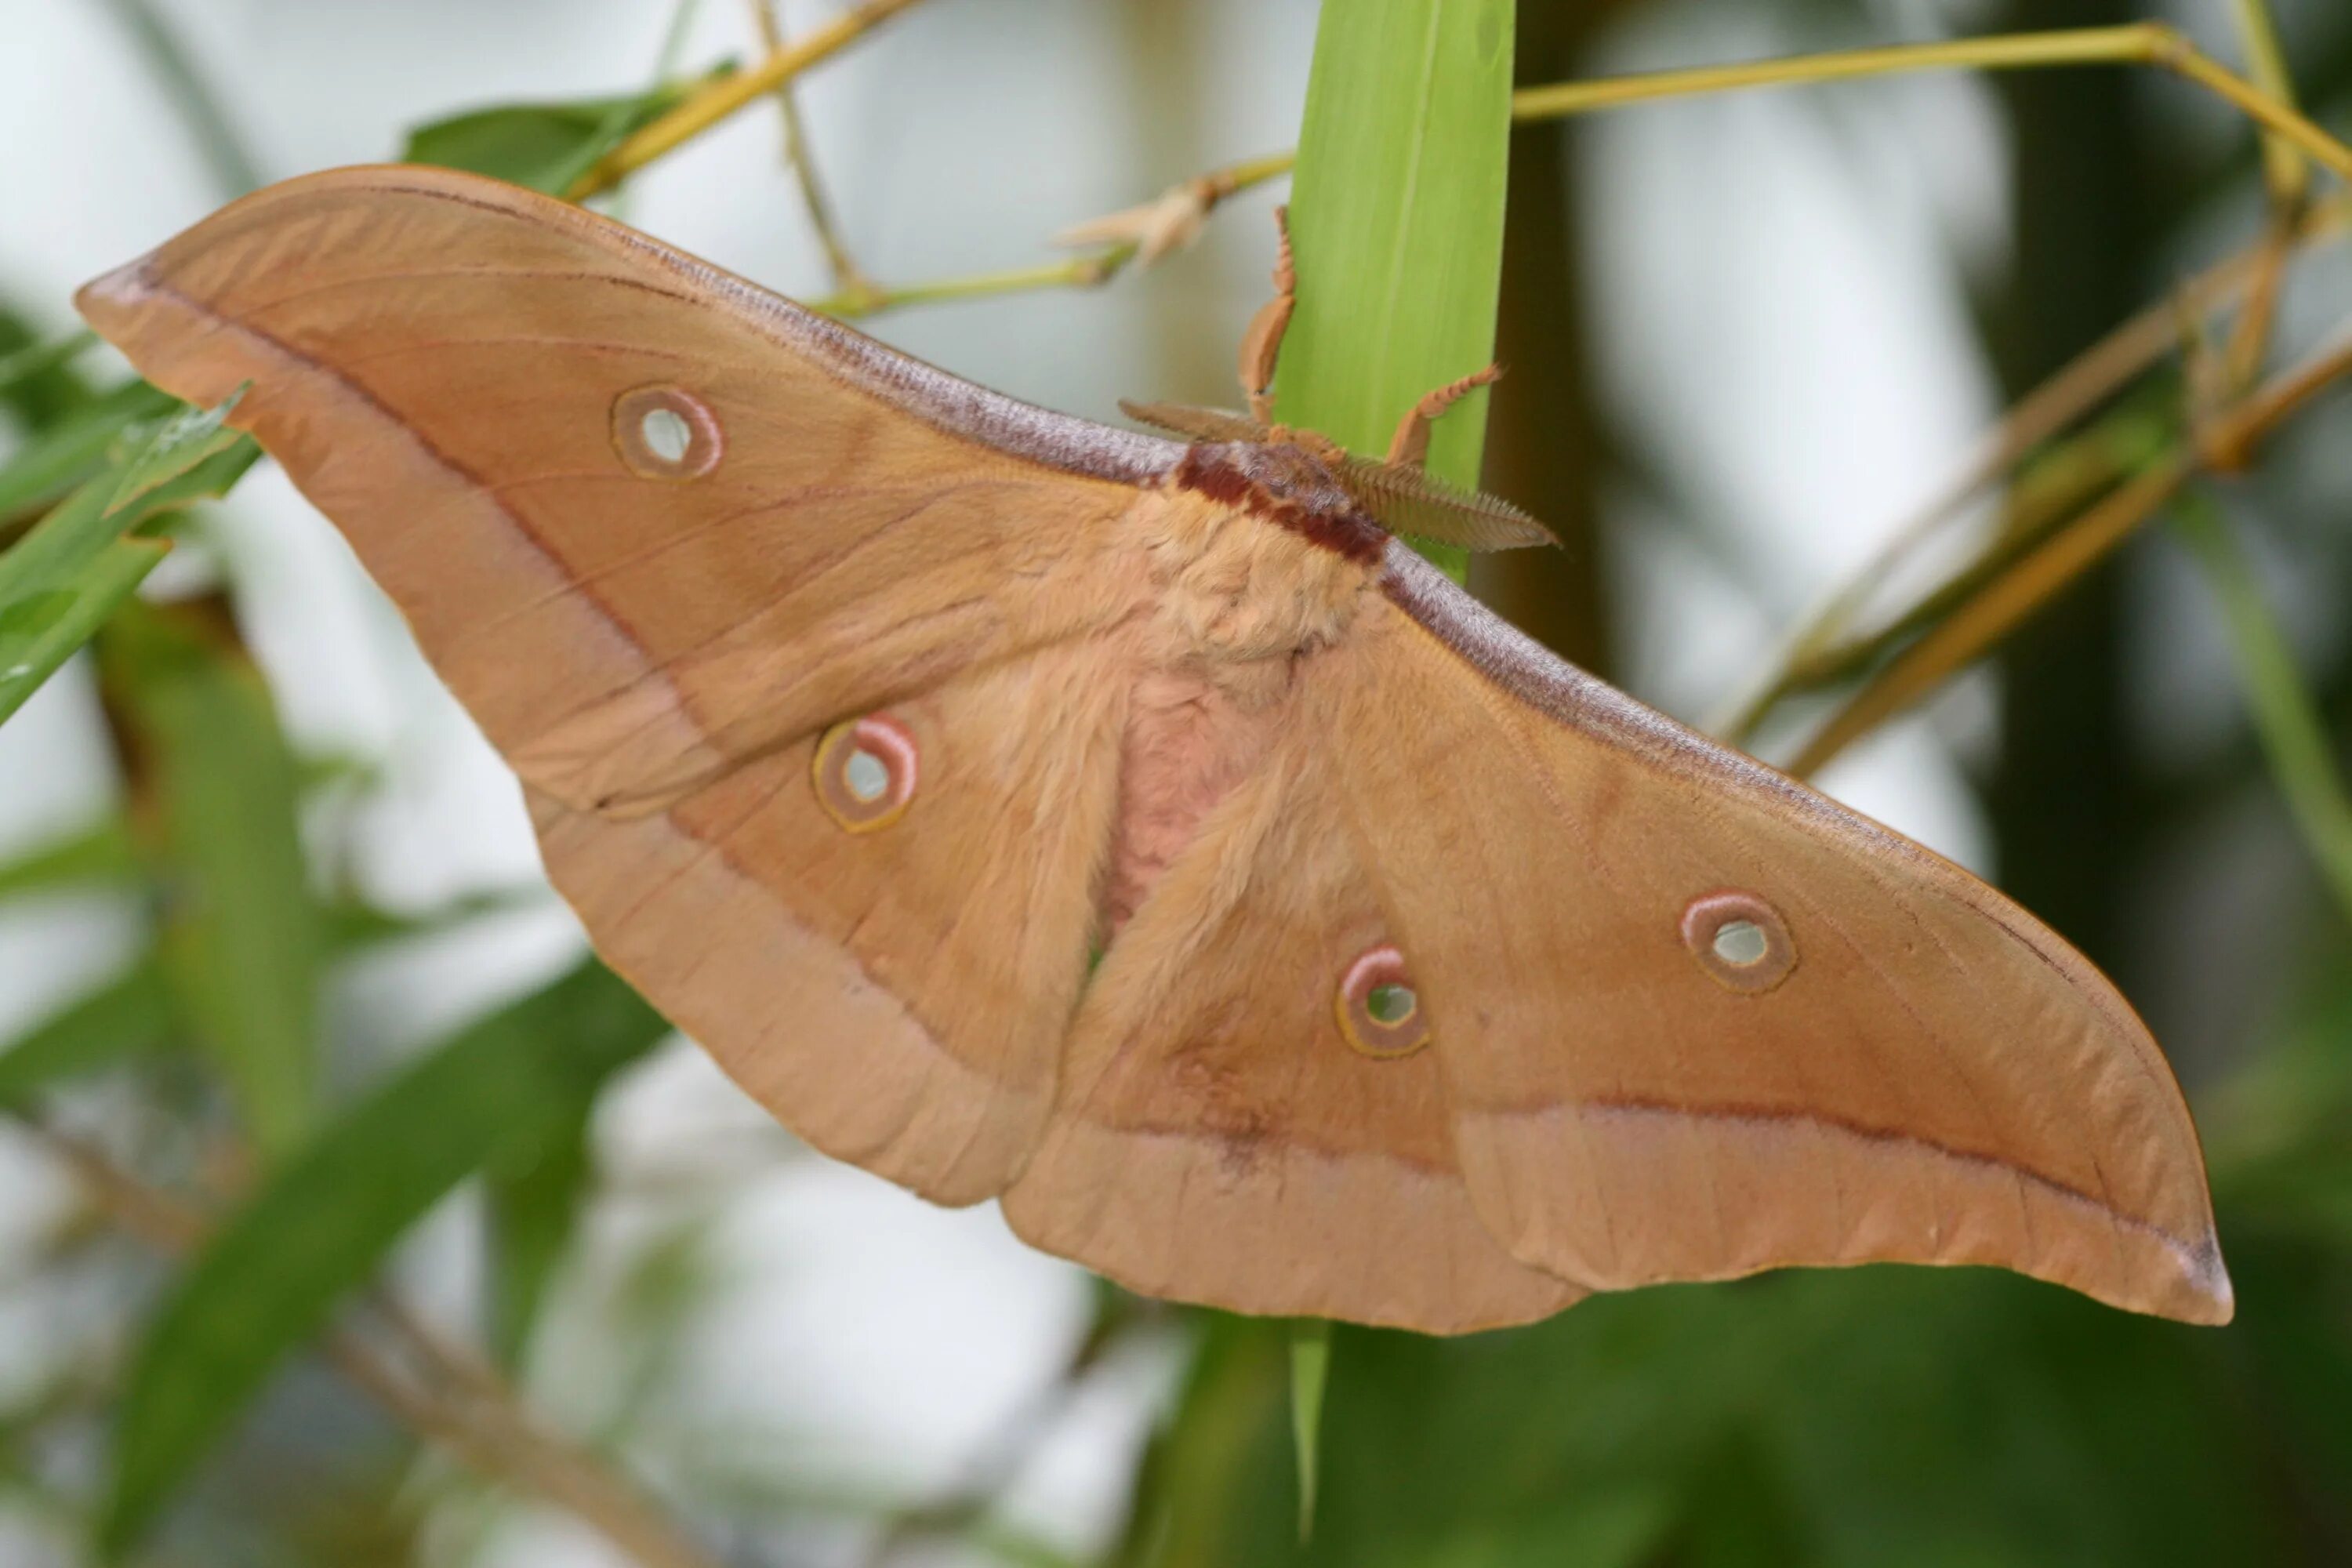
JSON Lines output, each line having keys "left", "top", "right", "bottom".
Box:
{"left": 0, "top": 1, "right": 2035, "bottom": 1563}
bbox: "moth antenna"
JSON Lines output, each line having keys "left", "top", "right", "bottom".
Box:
{"left": 1338, "top": 454, "right": 1555, "bottom": 553}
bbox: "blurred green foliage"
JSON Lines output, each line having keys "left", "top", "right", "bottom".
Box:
{"left": 1, "top": 2, "right": 2350, "bottom": 1566}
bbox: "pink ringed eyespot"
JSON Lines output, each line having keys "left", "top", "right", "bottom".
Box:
{"left": 1680, "top": 889, "right": 1796, "bottom": 995}
{"left": 1336, "top": 944, "right": 1430, "bottom": 1059}
{"left": 813, "top": 714, "right": 918, "bottom": 833}
{"left": 612, "top": 384, "right": 723, "bottom": 479}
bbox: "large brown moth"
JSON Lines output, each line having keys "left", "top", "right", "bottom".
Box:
{"left": 77, "top": 165, "right": 2230, "bottom": 1334}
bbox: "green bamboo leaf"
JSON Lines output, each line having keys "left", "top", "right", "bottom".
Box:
{"left": 0, "top": 323, "right": 98, "bottom": 425}
{"left": 1255, "top": 1, "right": 1516, "bottom": 1527}
{"left": 0, "top": 380, "right": 176, "bottom": 521}
{"left": 105, "top": 604, "right": 321, "bottom": 1155}
{"left": 321, "top": 885, "right": 550, "bottom": 954}
{"left": 0, "top": 480, "right": 172, "bottom": 728}
{"left": 101, "top": 960, "right": 669, "bottom": 1553}
{"left": 103, "top": 386, "right": 255, "bottom": 521}
{"left": 1274, "top": 0, "right": 1516, "bottom": 583}
{"left": 403, "top": 96, "right": 663, "bottom": 195}
{"left": 484, "top": 1101, "right": 595, "bottom": 1367}
{"left": 1112, "top": 1316, "right": 1290, "bottom": 1568}
{"left": 111, "top": 437, "right": 260, "bottom": 527}
{"left": 0, "top": 820, "right": 141, "bottom": 902}
{"left": 1290, "top": 1319, "right": 1331, "bottom": 1542}
{"left": 0, "top": 964, "right": 173, "bottom": 1111}
{"left": 401, "top": 57, "right": 721, "bottom": 198}
{"left": 2176, "top": 496, "right": 2352, "bottom": 922}
{"left": 0, "top": 387, "right": 258, "bottom": 725}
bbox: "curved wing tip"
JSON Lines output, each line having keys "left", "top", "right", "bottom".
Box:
{"left": 2175, "top": 1232, "right": 2235, "bottom": 1326}
{"left": 74, "top": 256, "right": 154, "bottom": 328}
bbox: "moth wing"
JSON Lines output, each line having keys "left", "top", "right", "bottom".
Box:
{"left": 76, "top": 165, "right": 1180, "bottom": 815}
{"left": 1339, "top": 547, "right": 2230, "bottom": 1324}
{"left": 78, "top": 166, "right": 1181, "bottom": 1202}
{"left": 1004, "top": 691, "right": 1584, "bottom": 1334}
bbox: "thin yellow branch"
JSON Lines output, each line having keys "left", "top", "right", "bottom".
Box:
{"left": 2201, "top": 322, "right": 2352, "bottom": 469}
{"left": 746, "top": 0, "right": 876, "bottom": 301}
{"left": 1712, "top": 192, "right": 2352, "bottom": 744}
{"left": 2161, "top": 38, "right": 2352, "bottom": 187}
{"left": 1505, "top": 23, "right": 2352, "bottom": 187}
{"left": 2230, "top": 0, "right": 2309, "bottom": 199}
{"left": 816, "top": 148, "right": 1299, "bottom": 321}
{"left": 1787, "top": 452, "right": 2194, "bottom": 779}
{"left": 1054, "top": 150, "right": 1299, "bottom": 262}
{"left": 811, "top": 248, "right": 1134, "bottom": 318}
{"left": 1784, "top": 323, "right": 2352, "bottom": 776}
{"left": 567, "top": 0, "right": 927, "bottom": 200}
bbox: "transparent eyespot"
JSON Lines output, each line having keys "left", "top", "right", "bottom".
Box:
{"left": 813, "top": 714, "right": 918, "bottom": 833}
{"left": 1336, "top": 943, "right": 1431, "bottom": 1058}
{"left": 1680, "top": 890, "right": 1796, "bottom": 995}
{"left": 612, "top": 384, "right": 723, "bottom": 479}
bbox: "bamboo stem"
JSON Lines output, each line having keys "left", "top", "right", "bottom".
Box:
{"left": 747, "top": 0, "right": 877, "bottom": 303}
{"left": 1784, "top": 321, "right": 2352, "bottom": 775}
{"left": 829, "top": 28, "right": 2352, "bottom": 328}
{"left": 812, "top": 147, "right": 1301, "bottom": 321}
{"left": 1505, "top": 24, "right": 2352, "bottom": 186}
{"left": 2229, "top": 0, "right": 2309, "bottom": 199}
{"left": 811, "top": 248, "right": 1134, "bottom": 318}
{"left": 1712, "top": 193, "right": 2352, "bottom": 744}
{"left": 567, "top": 0, "right": 927, "bottom": 199}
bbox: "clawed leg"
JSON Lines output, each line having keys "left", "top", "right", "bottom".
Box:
{"left": 1236, "top": 205, "right": 1296, "bottom": 425}
{"left": 1386, "top": 363, "right": 1504, "bottom": 467}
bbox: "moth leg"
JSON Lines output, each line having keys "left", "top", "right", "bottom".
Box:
{"left": 1386, "top": 363, "right": 1504, "bottom": 468}
{"left": 1236, "top": 205, "right": 1297, "bottom": 425}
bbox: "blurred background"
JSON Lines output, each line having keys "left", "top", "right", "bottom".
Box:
{"left": 2, "top": 0, "right": 2350, "bottom": 1563}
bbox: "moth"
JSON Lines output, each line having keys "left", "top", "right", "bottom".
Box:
{"left": 78, "top": 166, "right": 2230, "bottom": 1334}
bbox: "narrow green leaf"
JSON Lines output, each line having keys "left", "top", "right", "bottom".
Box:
{"left": 1290, "top": 1319, "right": 1331, "bottom": 1542}
{"left": 0, "top": 307, "right": 99, "bottom": 428}
{"left": 1275, "top": 0, "right": 1517, "bottom": 583}
{"left": 401, "top": 63, "right": 717, "bottom": 198}
{"left": 0, "top": 327, "right": 98, "bottom": 418}
{"left": 484, "top": 1101, "right": 595, "bottom": 1367}
{"left": 0, "top": 480, "right": 173, "bottom": 728}
{"left": 103, "top": 387, "right": 253, "bottom": 520}
{"left": 321, "top": 885, "right": 549, "bottom": 954}
{"left": 1111, "top": 1316, "right": 1289, "bottom": 1567}
{"left": 106, "top": 605, "right": 321, "bottom": 1154}
{"left": 0, "top": 964, "right": 173, "bottom": 1111}
{"left": 2176, "top": 496, "right": 2352, "bottom": 922}
{"left": 0, "top": 380, "right": 177, "bottom": 521}
{"left": 101, "top": 960, "right": 668, "bottom": 1552}
{"left": 0, "top": 387, "right": 260, "bottom": 724}
{"left": 111, "top": 438, "right": 260, "bottom": 528}
{"left": 1247, "top": 2, "right": 1517, "bottom": 1531}
{"left": 0, "top": 820, "right": 142, "bottom": 902}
